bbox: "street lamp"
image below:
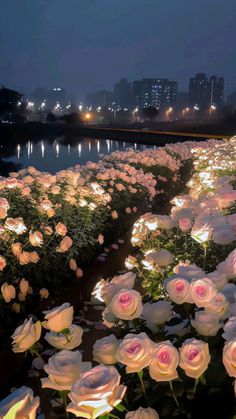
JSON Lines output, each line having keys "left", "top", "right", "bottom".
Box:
{"left": 166, "top": 107, "right": 173, "bottom": 120}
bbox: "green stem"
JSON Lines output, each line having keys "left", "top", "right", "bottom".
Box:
{"left": 60, "top": 391, "right": 69, "bottom": 418}
{"left": 193, "top": 378, "right": 199, "bottom": 394}
{"left": 137, "top": 370, "right": 146, "bottom": 395}
{"left": 169, "top": 381, "right": 180, "bottom": 408}
{"left": 203, "top": 243, "right": 207, "bottom": 271}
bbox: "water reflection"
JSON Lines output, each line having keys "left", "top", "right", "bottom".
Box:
{"left": 0, "top": 137, "right": 153, "bottom": 175}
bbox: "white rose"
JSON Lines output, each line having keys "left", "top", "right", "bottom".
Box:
{"left": 1, "top": 282, "right": 16, "bottom": 303}
{"left": 41, "top": 350, "right": 91, "bottom": 391}
{"left": 206, "top": 293, "right": 229, "bottom": 319}
{"left": 212, "top": 226, "right": 236, "bottom": 245}
{"left": 125, "top": 407, "right": 160, "bottom": 419}
{"left": 221, "top": 283, "right": 236, "bottom": 304}
{"left": 217, "top": 249, "right": 236, "bottom": 280}
{"left": 190, "top": 277, "right": 217, "bottom": 307}
{"left": 223, "top": 340, "right": 236, "bottom": 377}
{"left": 179, "top": 338, "right": 210, "bottom": 379}
{"left": 93, "top": 335, "right": 120, "bottom": 365}
{"left": 45, "top": 324, "right": 83, "bottom": 350}
{"left": 11, "top": 318, "right": 42, "bottom": 353}
{"left": 43, "top": 302, "right": 74, "bottom": 332}
{"left": 149, "top": 340, "right": 179, "bottom": 382}
{"left": 191, "top": 224, "right": 212, "bottom": 243}
{"left": 143, "top": 249, "right": 173, "bottom": 269}
{"left": 109, "top": 289, "right": 143, "bottom": 321}
{"left": 223, "top": 317, "right": 236, "bottom": 341}
{"left": 191, "top": 311, "right": 221, "bottom": 336}
{"left": 142, "top": 301, "right": 173, "bottom": 331}
{"left": 173, "top": 262, "right": 205, "bottom": 280}
{"left": 67, "top": 365, "right": 126, "bottom": 418}
{"left": 165, "top": 277, "right": 191, "bottom": 304}
{"left": 110, "top": 272, "right": 136, "bottom": 289}
{"left": 0, "top": 386, "right": 39, "bottom": 419}
{"left": 116, "top": 332, "right": 154, "bottom": 373}
{"left": 206, "top": 271, "right": 228, "bottom": 290}
{"left": 155, "top": 215, "right": 175, "bottom": 230}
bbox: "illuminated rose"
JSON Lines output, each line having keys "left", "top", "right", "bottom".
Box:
{"left": 41, "top": 350, "right": 91, "bottom": 391}
{"left": 165, "top": 277, "right": 191, "bottom": 304}
{"left": 11, "top": 242, "right": 22, "bottom": 256}
{"left": 149, "top": 340, "right": 179, "bottom": 382}
{"left": 55, "top": 222, "right": 67, "bottom": 236}
{"left": 57, "top": 236, "right": 73, "bottom": 252}
{"left": 191, "top": 224, "right": 212, "bottom": 243}
{"left": 69, "top": 258, "right": 77, "bottom": 271}
{"left": 5, "top": 217, "right": 27, "bottom": 235}
{"left": 0, "top": 256, "right": 6, "bottom": 271}
{"left": 173, "top": 262, "right": 204, "bottom": 280}
{"left": 125, "top": 407, "right": 160, "bottom": 419}
{"left": 217, "top": 249, "right": 236, "bottom": 280}
{"left": 45, "top": 324, "right": 83, "bottom": 350}
{"left": 0, "top": 386, "right": 39, "bottom": 419}
{"left": 109, "top": 289, "right": 143, "bottom": 321}
{"left": 43, "top": 302, "right": 73, "bottom": 333}
{"left": 18, "top": 251, "right": 31, "bottom": 265}
{"left": 221, "top": 283, "right": 236, "bottom": 304}
{"left": 143, "top": 249, "right": 173, "bottom": 270}
{"left": 67, "top": 365, "right": 126, "bottom": 418}
{"left": 76, "top": 267, "right": 83, "bottom": 278}
{"left": 190, "top": 277, "right": 217, "bottom": 307}
{"left": 155, "top": 215, "right": 175, "bottom": 230}
{"left": 39, "top": 288, "right": 49, "bottom": 299}
{"left": 142, "top": 301, "right": 173, "bottom": 331}
{"left": 111, "top": 272, "right": 136, "bottom": 289}
{"left": 98, "top": 234, "right": 104, "bottom": 244}
{"left": 191, "top": 311, "right": 221, "bottom": 336}
{"left": 179, "top": 218, "right": 192, "bottom": 231}
{"left": 116, "top": 333, "right": 154, "bottom": 373}
{"left": 11, "top": 318, "right": 42, "bottom": 353}
{"left": 179, "top": 338, "right": 210, "bottom": 379}
{"left": 206, "top": 271, "right": 228, "bottom": 290}
{"left": 93, "top": 335, "right": 120, "bottom": 365}
{"left": 19, "top": 278, "right": 29, "bottom": 296}
{"left": 206, "top": 293, "right": 229, "bottom": 319}
{"left": 29, "top": 231, "right": 43, "bottom": 247}
{"left": 29, "top": 251, "right": 40, "bottom": 263}
{"left": 212, "top": 226, "right": 236, "bottom": 245}
{"left": 1, "top": 282, "right": 16, "bottom": 303}
{"left": 223, "top": 317, "right": 236, "bottom": 341}
{"left": 223, "top": 340, "right": 236, "bottom": 377}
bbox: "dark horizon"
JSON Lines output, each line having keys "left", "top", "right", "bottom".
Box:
{"left": 0, "top": 0, "right": 236, "bottom": 100}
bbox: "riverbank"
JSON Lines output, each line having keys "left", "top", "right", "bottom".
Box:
{"left": 0, "top": 119, "right": 235, "bottom": 146}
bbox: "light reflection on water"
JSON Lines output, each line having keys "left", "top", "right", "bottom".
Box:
{"left": 0, "top": 137, "right": 156, "bottom": 175}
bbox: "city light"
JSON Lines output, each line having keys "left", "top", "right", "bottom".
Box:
{"left": 85, "top": 113, "right": 91, "bottom": 120}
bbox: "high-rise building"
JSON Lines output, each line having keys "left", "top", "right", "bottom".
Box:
{"left": 114, "top": 78, "right": 132, "bottom": 108}
{"left": 189, "top": 73, "right": 224, "bottom": 108}
{"left": 132, "top": 78, "right": 177, "bottom": 110}
{"left": 85, "top": 90, "right": 113, "bottom": 108}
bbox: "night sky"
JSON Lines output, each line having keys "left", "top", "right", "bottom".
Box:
{"left": 0, "top": 0, "right": 235, "bottom": 100}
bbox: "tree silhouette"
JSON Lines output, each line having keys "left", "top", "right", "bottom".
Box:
{"left": 142, "top": 106, "right": 159, "bottom": 120}
{"left": 60, "top": 112, "right": 82, "bottom": 124}
{"left": 0, "top": 86, "right": 22, "bottom": 116}
{"left": 46, "top": 112, "right": 57, "bottom": 122}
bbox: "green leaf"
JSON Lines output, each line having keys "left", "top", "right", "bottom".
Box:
{"left": 199, "top": 374, "right": 206, "bottom": 385}
{"left": 115, "top": 404, "right": 126, "bottom": 412}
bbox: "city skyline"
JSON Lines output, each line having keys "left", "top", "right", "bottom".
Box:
{"left": 0, "top": 0, "right": 236, "bottom": 100}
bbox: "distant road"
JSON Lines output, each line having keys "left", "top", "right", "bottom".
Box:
{"left": 86, "top": 126, "right": 231, "bottom": 140}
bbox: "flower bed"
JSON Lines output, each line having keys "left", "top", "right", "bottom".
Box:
{"left": 1, "top": 136, "right": 236, "bottom": 418}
